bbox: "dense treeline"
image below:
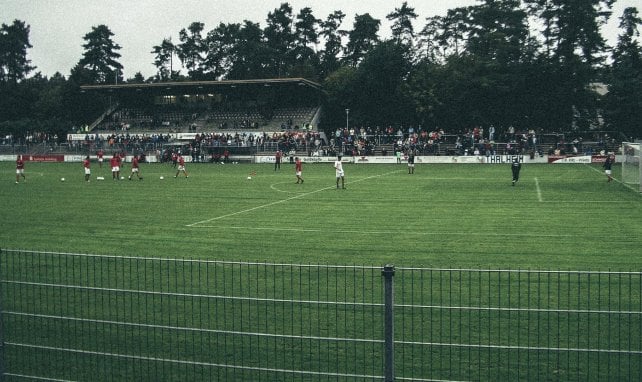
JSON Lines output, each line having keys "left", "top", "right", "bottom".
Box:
{"left": 0, "top": 1, "right": 640, "bottom": 142}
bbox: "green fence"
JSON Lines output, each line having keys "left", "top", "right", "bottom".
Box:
{"left": 1, "top": 249, "right": 640, "bottom": 381}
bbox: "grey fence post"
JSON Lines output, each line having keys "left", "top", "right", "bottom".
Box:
{"left": 382, "top": 264, "right": 395, "bottom": 382}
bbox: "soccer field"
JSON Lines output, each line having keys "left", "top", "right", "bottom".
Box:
{"left": 1, "top": 160, "right": 640, "bottom": 269}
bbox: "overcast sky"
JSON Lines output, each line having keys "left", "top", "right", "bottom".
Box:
{"left": 3, "top": 0, "right": 638, "bottom": 79}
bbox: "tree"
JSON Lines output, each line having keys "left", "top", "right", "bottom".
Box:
{"left": 228, "top": 21, "right": 271, "bottom": 80}
{"left": 419, "top": 7, "right": 470, "bottom": 62}
{"left": 604, "top": 7, "right": 642, "bottom": 139}
{"left": 319, "top": 10, "right": 347, "bottom": 76}
{"left": 416, "top": 16, "right": 445, "bottom": 63}
{"left": 127, "top": 72, "right": 146, "bottom": 84}
{"left": 151, "top": 38, "right": 176, "bottom": 81}
{"left": 386, "top": 1, "right": 418, "bottom": 47}
{"left": 75, "top": 25, "right": 123, "bottom": 84}
{"left": 407, "top": 55, "right": 499, "bottom": 132}
{"left": 528, "top": 0, "right": 615, "bottom": 130}
{"left": 344, "top": 13, "right": 381, "bottom": 67}
{"left": 524, "top": 0, "right": 558, "bottom": 58}
{"left": 264, "top": 3, "right": 296, "bottom": 77}
{"left": 203, "top": 22, "right": 241, "bottom": 80}
{"left": 322, "top": 65, "right": 358, "bottom": 130}
{"left": 293, "top": 7, "right": 321, "bottom": 64}
{"left": 465, "top": 0, "right": 529, "bottom": 64}
{"left": 0, "top": 19, "right": 36, "bottom": 83}
{"left": 352, "top": 40, "right": 414, "bottom": 127}
{"left": 177, "top": 22, "right": 206, "bottom": 80}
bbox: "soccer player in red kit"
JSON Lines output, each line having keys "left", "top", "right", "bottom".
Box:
{"left": 175, "top": 155, "right": 189, "bottom": 178}
{"left": 110, "top": 154, "right": 121, "bottom": 180}
{"left": 295, "top": 157, "right": 304, "bottom": 184}
{"left": 83, "top": 155, "right": 91, "bottom": 182}
{"left": 128, "top": 155, "right": 143, "bottom": 180}
{"left": 15, "top": 155, "right": 26, "bottom": 184}
{"left": 97, "top": 149, "right": 104, "bottom": 168}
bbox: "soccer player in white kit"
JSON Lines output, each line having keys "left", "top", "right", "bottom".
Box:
{"left": 334, "top": 155, "right": 345, "bottom": 189}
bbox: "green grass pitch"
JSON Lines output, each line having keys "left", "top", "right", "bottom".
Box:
{"left": 1, "top": 160, "right": 640, "bottom": 270}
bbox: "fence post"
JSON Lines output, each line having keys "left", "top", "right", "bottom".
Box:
{"left": 382, "top": 264, "right": 395, "bottom": 382}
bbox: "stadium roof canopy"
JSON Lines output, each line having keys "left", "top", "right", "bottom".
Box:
{"left": 80, "top": 77, "right": 324, "bottom": 97}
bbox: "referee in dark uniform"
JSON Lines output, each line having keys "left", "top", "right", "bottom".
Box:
{"left": 407, "top": 149, "right": 415, "bottom": 174}
{"left": 511, "top": 158, "right": 521, "bottom": 186}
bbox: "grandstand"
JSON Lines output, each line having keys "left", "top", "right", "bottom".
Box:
{"left": 81, "top": 78, "right": 323, "bottom": 133}
{"left": 62, "top": 78, "right": 323, "bottom": 158}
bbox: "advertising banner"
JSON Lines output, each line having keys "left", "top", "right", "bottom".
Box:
{"left": 22, "top": 155, "right": 65, "bottom": 162}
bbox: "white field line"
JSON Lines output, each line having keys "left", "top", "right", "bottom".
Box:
{"left": 270, "top": 182, "right": 307, "bottom": 194}
{"left": 187, "top": 225, "right": 595, "bottom": 238}
{"left": 186, "top": 170, "right": 403, "bottom": 227}
{"left": 584, "top": 162, "right": 641, "bottom": 193}
{"left": 534, "top": 177, "right": 543, "bottom": 202}
{"left": 539, "top": 200, "right": 635, "bottom": 204}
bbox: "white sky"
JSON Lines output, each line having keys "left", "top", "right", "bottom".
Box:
{"left": 3, "top": 0, "right": 638, "bottom": 79}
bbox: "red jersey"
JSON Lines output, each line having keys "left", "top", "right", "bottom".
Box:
{"left": 110, "top": 157, "right": 119, "bottom": 167}
{"left": 97, "top": 150, "right": 104, "bottom": 159}
{"left": 178, "top": 156, "right": 185, "bottom": 166}
{"left": 131, "top": 156, "right": 139, "bottom": 169}
{"left": 295, "top": 160, "right": 302, "bottom": 172}
{"left": 83, "top": 158, "right": 90, "bottom": 169}
{"left": 16, "top": 159, "right": 25, "bottom": 170}
{"left": 275, "top": 151, "right": 282, "bottom": 162}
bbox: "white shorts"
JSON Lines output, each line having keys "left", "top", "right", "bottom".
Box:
{"left": 178, "top": 165, "right": 186, "bottom": 171}
{"left": 16, "top": 169, "right": 24, "bottom": 175}
{"left": 605, "top": 170, "right": 612, "bottom": 175}
{"left": 296, "top": 171, "right": 302, "bottom": 176}
{"left": 112, "top": 166, "right": 120, "bottom": 172}
{"left": 336, "top": 170, "right": 344, "bottom": 178}
{"left": 408, "top": 163, "right": 415, "bottom": 167}
{"left": 84, "top": 168, "right": 91, "bottom": 175}
{"left": 98, "top": 158, "right": 103, "bottom": 163}
{"left": 131, "top": 168, "right": 139, "bottom": 173}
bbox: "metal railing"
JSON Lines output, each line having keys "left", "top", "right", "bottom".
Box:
{"left": 1, "top": 249, "right": 640, "bottom": 381}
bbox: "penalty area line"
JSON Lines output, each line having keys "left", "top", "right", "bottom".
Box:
{"left": 534, "top": 177, "right": 543, "bottom": 202}
{"left": 186, "top": 169, "right": 403, "bottom": 227}
{"left": 189, "top": 225, "right": 581, "bottom": 238}
{"left": 584, "top": 163, "right": 641, "bottom": 194}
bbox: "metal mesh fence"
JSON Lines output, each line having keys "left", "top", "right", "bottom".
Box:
{"left": 1, "top": 249, "right": 640, "bottom": 381}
